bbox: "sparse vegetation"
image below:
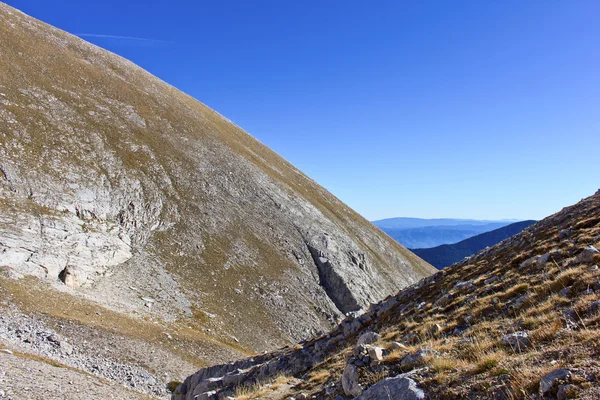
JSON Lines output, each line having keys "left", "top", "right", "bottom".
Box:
{"left": 188, "top": 191, "right": 600, "bottom": 399}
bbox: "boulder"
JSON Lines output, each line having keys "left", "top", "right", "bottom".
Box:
{"left": 357, "top": 331, "right": 381, "bottom": 345}
{"left": 539, "top": 368, "right": 572, "bottom": 394}
{"left": 401, "top": 348, "right": 438, "bottom": 366}
{"left": 501, "top": 332, "right": 530, "bottom": 352}
{"left": 558, "top": 228, "right": 571, "bottom": 240}
{"left": 433, "top": 293, "right": 452, "bottom": 308}
{"left": 577, "top": 246, "right": 599, "bottom": 263}
{"left": 355, "top": 376, "right": 424, "bottom": 400}
{"left": 342, "top": 364, "right": 363, "bottom": 397}
{"left": 59, "top": 265, "right": 87, "bottom": 288}
{"left": 557, "top": 384, "right": 578, "bottom": 400}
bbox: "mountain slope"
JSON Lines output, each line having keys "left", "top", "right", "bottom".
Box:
{"left": 0, "top": 3, "right": 434, "bottom": 398}
{"left": 412, "top": 220, "right": 537, "bottom": 269}
{"left": 177, "top": 189, "right": 600, "bottom": 400}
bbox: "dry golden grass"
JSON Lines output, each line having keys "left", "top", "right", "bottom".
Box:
{"left": 429, "top": 357, "right": 463, "bottom": 373}
{"left": 498, "top": 282, "right": 529, "bottom": 301}
{"left": 472, "top": 351, "right": 504, "bottom": 374}
{"left": 234, "top": 374, "right": 292, "bottom": 399}
{"left": 307, "top": 369, "right": 331, "bottom": 384}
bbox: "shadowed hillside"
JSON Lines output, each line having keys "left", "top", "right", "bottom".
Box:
{"left": 412, "top": 220, "right": 537, "bottom": 269}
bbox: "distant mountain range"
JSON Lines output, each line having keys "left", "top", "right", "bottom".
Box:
{"left": 372, "top": 217, "right": 521, "bottom": 248}
{"left": 411, "top": 220, "right": 537, "bottom": 269}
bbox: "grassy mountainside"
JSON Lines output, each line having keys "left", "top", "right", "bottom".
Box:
{"left": 412, "top": 220, "right": 537, "bottom": 269}
{"left": 177, "top": 189, "right": 600, "bottom": 400}
{"left": 0, "top": 3, "right": 434, "bottom": 398}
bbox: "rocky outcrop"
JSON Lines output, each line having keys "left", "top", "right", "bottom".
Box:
{"left": 0, "top": 1, "right": 434, "bottom": 353}
{"left": 176, "top": 191, "right": 600, "bottom": 400}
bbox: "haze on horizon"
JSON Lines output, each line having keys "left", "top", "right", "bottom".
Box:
{"left": 9, "top": 0, "right": 599, "bottom": 221}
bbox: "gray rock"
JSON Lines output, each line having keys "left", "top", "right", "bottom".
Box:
{"left": 390, "top": 342, "right": 407, "bottom": 351}
{"left": 433, "top": 293, "right": 452, "bottom": 308}
{"left": 501, "top": 332, "right": 530, "bottom": 352}
{"left": 453, "top": 280, "right": 475, "bottom": 292}
{"left": 511, "top": 295, "right": 530, "bottom": 309}
{"left": 353, "top": 344, "right": 368, "bottom": 357}
{"left": 59, "top": 265, "right": 87, "bottom": 289}
{"left": 558, "top": 228, "right": 571, "bottom": 240}
{"left": 539, "top": 368, "right": 572, "bottom": 394}
{"left": 355, "top": 376, "right": 424, "bottom": 400}
{"left": 367, "top": 347, "right": 383, "bottom": 362}
{"left": 342, "top": 364, "right": 362, "bottom": 397}
{"left": 59, "top": 340, "right": 74, "bottom": 355}
{"left": 577, "top": 246, "right": 599, "bottom": 263}
{"left": 537, "top": 253, "right": 550, "bottom": 268}
{"left": 559, "top": 286, "right": 572, "bottom": 298}
{"left": 520, "top": 255, "right": 539, "bottom": 268}
{"left": 557, "top": 384, "right": 578, "bottom": 400}
{"left": 295, "top": 394, "right": 308, "bottom": 400}
{"left": 400, "top": 348, "right": 438, "bottom": 366}
{"left": 357, "top": 331, "right": 381, "bottom": 345}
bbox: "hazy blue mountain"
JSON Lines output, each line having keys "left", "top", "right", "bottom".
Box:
{"left": 372, "top": 217, "right": 519, "bottom": 230}
{"left": 411, "top": 220, "right": 537, "bottom": 269}
{"left": 378, "top": 222, "right": 512, "bottom": 248}
{"left": 372, "top": 217, "right": 521, "bottom": 248}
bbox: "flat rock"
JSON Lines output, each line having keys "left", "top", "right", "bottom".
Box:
{"left": 539, "top": 368, "right": 572, "bottom": 394}
{"left": 401, "top": 348, "right": 438, "bottom": 366}
{"left": 355, "top": 376, "right": 424, "bottom": 400}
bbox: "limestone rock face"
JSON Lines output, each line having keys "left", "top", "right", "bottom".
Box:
{"left": 0, "top": 2, "right": 434, "bottom": 349}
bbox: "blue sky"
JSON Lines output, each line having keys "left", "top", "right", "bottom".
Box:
{"left": 8, "top": 1, "right": 599, "bottom": 220}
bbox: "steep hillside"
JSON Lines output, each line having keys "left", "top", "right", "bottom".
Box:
{"left": 177, "top": 189, "right": 600, "bottom": 400}
{"left": 0, "top": 3, "right": 434, "bottom": 398}
{"left": 412, "top": 220, "right": 537, "bottom": 269}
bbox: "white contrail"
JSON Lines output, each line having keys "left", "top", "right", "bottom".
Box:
{"left": 75, "top": 33, "right": 172, "bottom": 45}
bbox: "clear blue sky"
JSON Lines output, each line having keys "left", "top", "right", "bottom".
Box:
{"left": 8, "top": 1, "right": 599, "bottom": 221}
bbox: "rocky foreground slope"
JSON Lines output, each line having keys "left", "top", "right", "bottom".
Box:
{"left": 0, "top": 3, "right": 434, "bottom": 398}
{"left": 176, "top": 190, "right": 600, "bottom": 400}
